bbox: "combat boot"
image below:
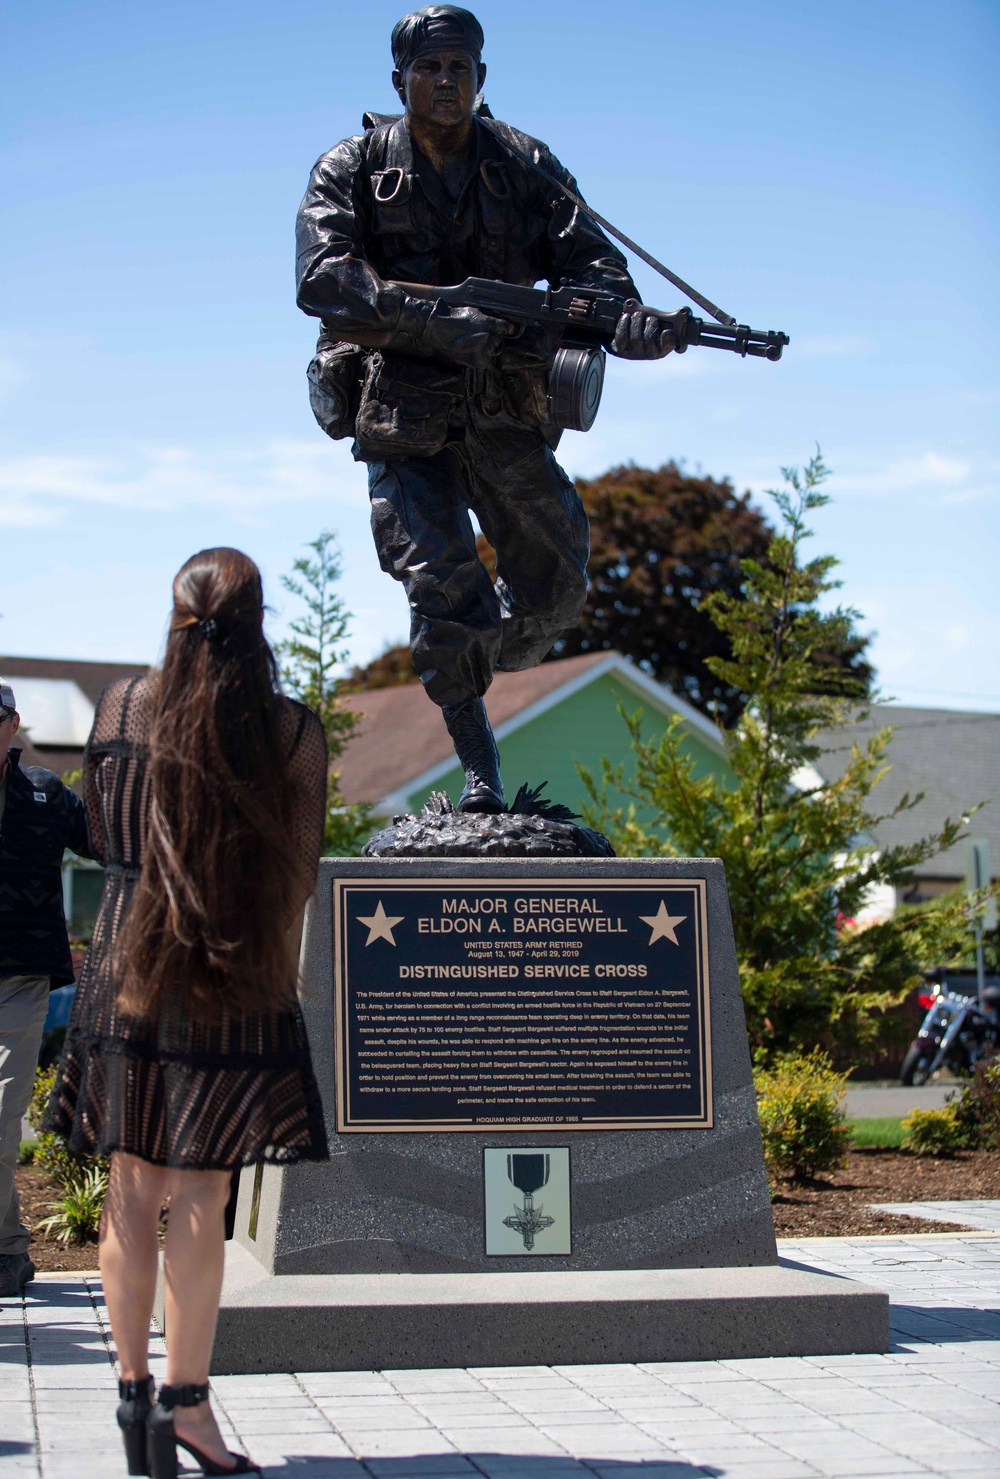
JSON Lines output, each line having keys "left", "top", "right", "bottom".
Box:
{"left": 442, "top": 698, "right": 505, "bottom": 814}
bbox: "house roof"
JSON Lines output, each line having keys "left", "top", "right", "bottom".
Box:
{"left": 338, "top": 651, "right": 724, "bottom": 810}
{"left": 813, "top": 705, "right": 1000, "bottom": 880}
{"left": 4, "top": 678, "right": 95, "bottom": 747}
{"left": 0, "top": 655, "right": 149, "bottom": 779}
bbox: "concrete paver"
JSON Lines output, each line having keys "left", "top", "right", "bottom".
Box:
{"left": 869, "top": 1202, "right": 1000, "bottom": 1232}
{"left": 1, "top": 1234, "right": 998, "bottom": 1479}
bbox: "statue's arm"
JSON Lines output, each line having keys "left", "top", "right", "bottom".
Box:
{"left": 295, "top": 139, "right": 427, "bottom": 349}
{"left": 295, "top": 140, "right": 506, "bottom": 369}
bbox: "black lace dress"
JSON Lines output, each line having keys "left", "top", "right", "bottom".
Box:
{"left": 45, "top": 675, "right": 330, "bottom": 1169}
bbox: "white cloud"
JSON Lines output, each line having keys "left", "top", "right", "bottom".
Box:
{"left": 939, "top": 484, "right": 991, "bottom": 508}
{"left": 0, "top": 438, "right": 364, "bottom": 527}
{"left": 847, "top": 574, "right": 1000, "bottom": 711}
{"left": 612, "top": 349, "right": 727, "bottom": 385}
{"left": 829, "top": 450, "right": 975, "bottom": 499}
{"left": 794, "top": 333, "right": 875, "bottom": 361}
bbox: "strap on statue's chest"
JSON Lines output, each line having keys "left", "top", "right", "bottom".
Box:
{"left": 365, "top": 124, "right": 418, "bottom": 234}
{"left": 362, "top": 116, "right": 513, "bottom": 269}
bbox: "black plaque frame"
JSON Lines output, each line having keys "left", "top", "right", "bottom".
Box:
{"left": 332, "top": 876, "right": 713, "bottom": 1133}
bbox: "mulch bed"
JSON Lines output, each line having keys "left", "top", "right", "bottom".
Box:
{"left": 771, "top": 1148, "right": 1000, "bottom": 1236}
{"left": 16, "top": 1164, "right": 100, "bottom": 1272}
{"left": 17, "top": 1151, "right": 1000, "bottom": 1272}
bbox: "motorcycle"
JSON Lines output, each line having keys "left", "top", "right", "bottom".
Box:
{"left": 900, "top": 971, "right": 1000, "bottom": 1085}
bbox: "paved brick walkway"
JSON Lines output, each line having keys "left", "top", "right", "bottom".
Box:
{"left": 867, "top": 1202, "right": 1000, "bottom": 1233}
{"left": 2, "top": 1234, "right": 998, "bottom": 1479}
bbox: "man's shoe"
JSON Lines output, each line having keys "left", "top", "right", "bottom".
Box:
{"left": 442, "top": 698, "right": 505, "bottom": 814}
{"left": 0, "top": 1252, "right": 35, "bottom": 1298}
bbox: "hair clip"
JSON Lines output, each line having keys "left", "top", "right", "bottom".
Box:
{"left": 198, "top": 618, "right": 219, "bottom": 641}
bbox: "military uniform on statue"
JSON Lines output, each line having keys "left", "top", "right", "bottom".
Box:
{"left": 296, "top": 4, "right": 678, "bottom": 819}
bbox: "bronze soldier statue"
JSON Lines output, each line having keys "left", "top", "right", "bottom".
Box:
{"left": 296, "top": 5, "right": 679, "bottom": 813}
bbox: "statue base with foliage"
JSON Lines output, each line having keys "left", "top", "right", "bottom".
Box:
{"left": 363, "top": 783, "right": 614, "bottom": 859}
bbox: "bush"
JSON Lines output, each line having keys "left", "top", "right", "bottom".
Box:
{"left": 952, "top": 1054, "right": 1000, "bottom": 1151}
{"left": 26, "top": 1066, "right": 109, "bottom": 1242}
{"left": 754, "top": 1050, "right": 853, "bottom": 1181}
{"left": 26, "top": 1070, "right": 108, "bottom": 1206}
{"left": 901, "top": 1105, "right": 966, "bottom": 1158}
{"left": 36, "top": 1165, "right": 108, "bottom": 1246}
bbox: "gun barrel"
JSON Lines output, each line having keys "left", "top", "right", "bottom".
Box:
{"left": 685, "top": 316, "right": 789, "bottom": 361}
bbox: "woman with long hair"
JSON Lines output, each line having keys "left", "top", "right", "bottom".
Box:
{"left": 46, "top": 549, "right": 329, "bottom": 1478}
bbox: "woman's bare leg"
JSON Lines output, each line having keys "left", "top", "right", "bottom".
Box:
{"left": 162, "top": 1167, "right": 250, "bottom": 1468}
{"left": 99, "top": 1152, "right": 168, "bottom": 1381}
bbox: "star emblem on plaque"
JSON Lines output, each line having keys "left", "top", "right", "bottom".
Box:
{"left": 639, "top": 899, "right": 687, "bottom": 945}
{"left": 356, "top": 899, "right": 405, "bottom": 946}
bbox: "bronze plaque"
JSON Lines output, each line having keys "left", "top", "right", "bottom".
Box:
{"left": 332, "top": 878, "right": 712, "bottom": 1132}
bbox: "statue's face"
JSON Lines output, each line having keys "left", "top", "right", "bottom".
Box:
{"left": 394, "top": 48, "right": 486, "bottom": 130}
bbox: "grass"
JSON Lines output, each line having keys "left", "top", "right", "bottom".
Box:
{"left": 849, "top": 1116, "right": 905, "bottom": 1149}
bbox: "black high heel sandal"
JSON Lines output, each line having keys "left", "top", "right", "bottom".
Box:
{"left": 146, "top": 1382, "right": 261, "bottom": 1478}
{"left": 116, "top": 1376, "right": 154, "bottom": 1476}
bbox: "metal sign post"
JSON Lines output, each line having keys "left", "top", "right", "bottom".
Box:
{"left": 965, "top": 839, "right": 996, "bottom": 1006}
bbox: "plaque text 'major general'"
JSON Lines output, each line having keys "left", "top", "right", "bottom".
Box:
{"left": 332, "top": 879, "right": 713, "bottom": 1132}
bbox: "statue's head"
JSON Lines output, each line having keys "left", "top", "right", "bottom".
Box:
{"left": 391, "top": 5, "right": 486, "bottom": 130}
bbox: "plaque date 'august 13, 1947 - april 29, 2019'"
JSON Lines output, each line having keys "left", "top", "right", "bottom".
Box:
{"left": 332, "top": 880, "right": 713, "bottom": 1133}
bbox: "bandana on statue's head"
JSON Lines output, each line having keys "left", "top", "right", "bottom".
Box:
{"left": 391, "top": 5, "right": 485, "bottom": 70}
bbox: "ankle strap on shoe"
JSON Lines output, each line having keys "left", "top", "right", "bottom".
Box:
{"left": 118, "top": 1376, "right": 153, "bottom": 1400}
{"left": 157, "top": 1382, "right": 210, "bottom": 1408}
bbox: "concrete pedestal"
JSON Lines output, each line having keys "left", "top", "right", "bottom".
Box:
{"left": 166, "top": 1241, "right": 888, "bottom": 1373}
{"left": 152, "top": 858, "right": 889, "bottom": 1368}
{"left": 233, "top": 859, "right": 780, "bottom": 1277}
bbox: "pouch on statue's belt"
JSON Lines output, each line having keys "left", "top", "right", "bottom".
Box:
{"left": 354, "top": 351, "right": 465, "bottom": 459}
{"left": 307, "top": 340, "right": 366, "bottom": 441}
{"left": 499, "top": 366, "right": 550, "bottom": 428}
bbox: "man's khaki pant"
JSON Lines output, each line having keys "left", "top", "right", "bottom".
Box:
{"left": 0, "top": 975, "right": 50, "bottom": 1255}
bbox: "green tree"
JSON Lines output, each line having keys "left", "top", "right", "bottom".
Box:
{"left": 550, "top": 461, "right": 776, "bottom": 723}
{"left": 277, "top": 531, "right": 371, "bottom": 856}
{"left": 477, "top": 460, "right": 872, "bottom": 724}
{"left": 346, "top": 640, "right": 416, "bottom": 691}
{"left": 582, "top": 453, "right": 982, "bottom": 1061}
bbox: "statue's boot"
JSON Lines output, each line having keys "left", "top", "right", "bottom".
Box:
{"left": 442, "top": 698, "right": 505, "bottom": 814}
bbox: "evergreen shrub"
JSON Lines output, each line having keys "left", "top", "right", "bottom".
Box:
{"left": 901, "top": 1105, "right": 966, "bottom": 1158}
{"left": 952, "top": 1054, "right": 1000, "bottom": 1151}
{"left": 754, "top": 1050, "right": 852, "bottom": 1181}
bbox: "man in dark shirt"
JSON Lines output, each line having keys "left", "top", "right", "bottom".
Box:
{"left": 0, "top": 679, "right": 91, "bottom": 1296}
{"left": 297, "top": 5, "right": 678, "bottom": 811}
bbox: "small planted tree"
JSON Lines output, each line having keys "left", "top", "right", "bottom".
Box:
{"left": 277, "top": 531, "right": 371, "bottom": 856}
{"left": 583, "top": 453, "right": 978, "bottom": 1060}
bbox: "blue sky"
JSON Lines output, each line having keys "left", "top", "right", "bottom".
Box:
{"left": 2, "top": 0, "right": 998, "bottom": 709}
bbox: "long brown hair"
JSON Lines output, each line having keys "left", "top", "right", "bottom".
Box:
{"left": 116, "top": 548, "right": 313, "bottom": 1021}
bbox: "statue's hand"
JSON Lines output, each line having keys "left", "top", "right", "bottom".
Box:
{"left": 418, "top": 302, "right": 508, "bottom": 370}
{"left": 611, "top": 301, "right": 688, "bottom": 360}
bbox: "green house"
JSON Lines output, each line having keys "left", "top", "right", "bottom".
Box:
{"left": 339, "top": 651, "right": 732, "bottom": 824}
